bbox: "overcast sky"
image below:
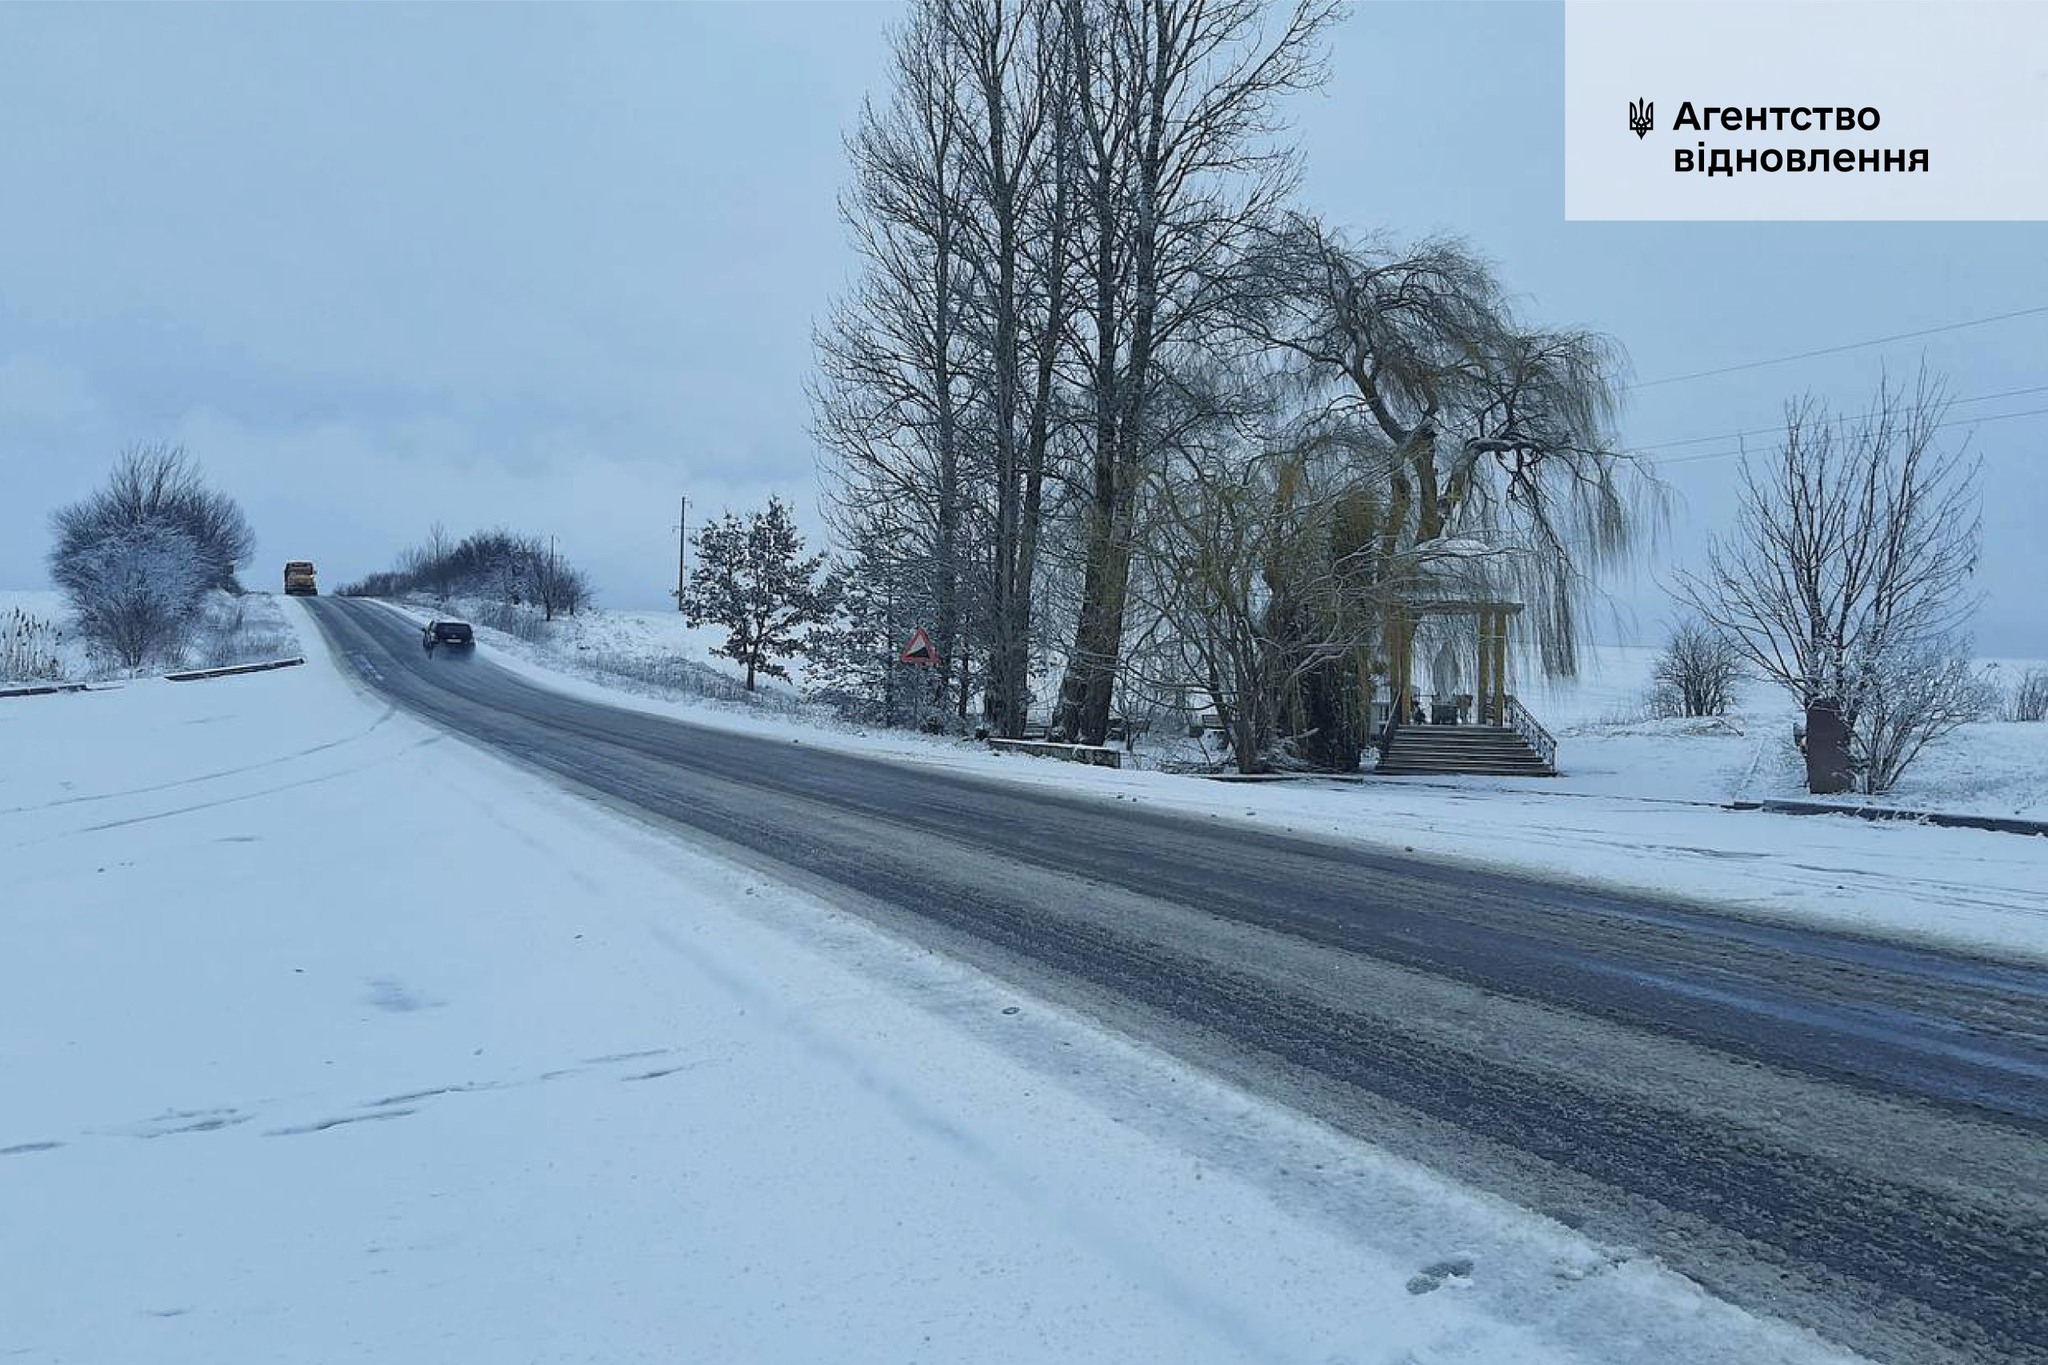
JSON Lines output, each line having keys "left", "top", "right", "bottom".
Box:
{"left": 2, "top": 2, "right": 2042, "bottom": 654}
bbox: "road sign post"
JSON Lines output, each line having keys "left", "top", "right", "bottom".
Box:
{"left": 900, "top": 627, "right": 939, "bottom": 732}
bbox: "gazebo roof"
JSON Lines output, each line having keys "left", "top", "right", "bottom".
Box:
{"left": 1402, "top": 599, "right": 1524, "bottom": 616}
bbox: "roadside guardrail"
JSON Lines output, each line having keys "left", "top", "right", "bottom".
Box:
{"left": 163, "top": 657, "right": 306, "bottom": 682}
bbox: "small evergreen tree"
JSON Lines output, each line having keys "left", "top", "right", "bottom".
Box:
{"left": 683, "top": 497, "right": 834, "bottom": 691}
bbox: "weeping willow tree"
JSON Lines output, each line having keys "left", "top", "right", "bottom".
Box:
{"left": 1244, "top": 216, "right": 1663, "bottom": 698}
{"left": 1122, "top": 355, "right": 1529, "bottom": 772}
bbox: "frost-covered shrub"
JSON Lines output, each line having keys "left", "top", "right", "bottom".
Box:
{"left": 342, "top": 527, "right": 591, "bottom": 618}
{"left": 57, "top": 523, "right": 209, "bottom": 670}
{"left": 1851, "top": 640, "right": 1998, "bottom": 795}
{"left": 47, "top": 445, "right": 257, "bottom": 670}
{"left": 48, "top": 443, "right": 254, "bottom": 595}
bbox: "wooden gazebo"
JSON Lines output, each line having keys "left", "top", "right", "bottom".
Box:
{"left": 1374, "top": 598, "right": 1556, "bottom": 775}
{"left": 1382, "top": 599, "right": 1523, "bottom": 726}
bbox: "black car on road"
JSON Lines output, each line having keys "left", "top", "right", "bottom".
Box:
{"left": 423, "top": 619, "right": 475, "bottom": 653}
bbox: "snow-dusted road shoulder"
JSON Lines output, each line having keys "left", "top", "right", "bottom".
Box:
{"left": 0, "top": 604, "right": 1866, "bottom": 1363}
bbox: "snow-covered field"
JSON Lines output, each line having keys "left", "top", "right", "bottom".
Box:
{"left": 0, "top": 602, "right": 1863, "bottom": 1365}
{"left": 1519, "top": 644, "right": 2048, "bottom": 819}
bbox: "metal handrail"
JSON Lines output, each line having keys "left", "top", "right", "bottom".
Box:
{"left": 1502, "top": 692, "right": 1557, "bottom": 771}
{"left": 1376, "top": 705, "right": 1402, "bottom": 754}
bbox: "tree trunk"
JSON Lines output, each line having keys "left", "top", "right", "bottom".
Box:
{"left": 1297, "top": 654, "right": 1364, "bottom": 772}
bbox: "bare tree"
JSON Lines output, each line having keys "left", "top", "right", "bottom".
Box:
{"left": 941, "top": 0, "right": 1080, "bottom": 737}
{"left": 1129, "top": 366, "right": 1514, "bottom": 772}
{"left": 813, "top": 1, "right": 975, "bottom": 717}
{"left": 524, "top": 536, "right": 591, "bottom": 621}
{"left": 423, "top": 521, "right": 457, "bottom": 603}
{"left": 1675, "top": 368, "right": 1984, "bottom": 791}
{"left": 1650, "top": 618, "right": 1743, "bottom": 718}
{"left": 1050, "top": 0, "right": 1341, "bottom": 745}
{"left": 1136, "top": 442, "right": 1376, "bottom": 772}
{"left": 816, "top": 0, "right": 1089, "bottom": 736}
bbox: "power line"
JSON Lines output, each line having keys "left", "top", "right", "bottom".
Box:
{"left": 1636, "top": 381, "right": 2048, "bottom": 456}
{"left": 1650, "top": 401, "right": 2048, "bottom": 470}
{"left": 1627, "top": 303, "right": 2048, "bottom": 391}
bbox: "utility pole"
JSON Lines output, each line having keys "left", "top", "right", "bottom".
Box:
{"left": 674, "top": 494, "right": 689, "bottom": 612}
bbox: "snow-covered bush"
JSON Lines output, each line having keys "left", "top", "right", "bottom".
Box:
{"left": 48, "top": 444, "right": 258, "bottom": 670}
{"left": 470, "top": 599, "right": 550, "bottom": 644}
{"left": 344, "top": 527, "right": 591, "bottom": 619}
{"left": 49, "top": 443, "right": 254, "bottom": 595}
{"left": 57, "top": 523, "right": 210, "bottom": 671}
{"left": 1851, "top": 640, "right": 1998, "bottom": 795}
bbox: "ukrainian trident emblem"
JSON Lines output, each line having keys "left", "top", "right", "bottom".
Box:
{"left": 1629, "top": 99, "right": 1654, "bottom": 139}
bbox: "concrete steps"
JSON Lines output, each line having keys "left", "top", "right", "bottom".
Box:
{"left": 1376, "top": 723, "right": 1556, "bottom": 777}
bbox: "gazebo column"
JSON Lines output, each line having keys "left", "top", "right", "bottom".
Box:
{"left": 1499, "top": 609, "right": 1515, "bottom": 724}
{"left": 1390, "top": 608, "right": 1414, "bottom": 725}
{"left": 1475, "top": 610, "right": 1493, "bottom": 725}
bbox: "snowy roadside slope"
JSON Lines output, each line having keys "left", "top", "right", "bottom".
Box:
{"left": 355, "top": 598, "right": 2048, "bottom": 961}
{"left": 401, "top": 592, "right": 805, "bottom": 703}
{"left": 0, "top": 605, "right": 1860, "bottom": 1364}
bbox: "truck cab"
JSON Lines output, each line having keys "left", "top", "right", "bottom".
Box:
{"left": 283, "top": 561, "right": 318, "bottom": 596}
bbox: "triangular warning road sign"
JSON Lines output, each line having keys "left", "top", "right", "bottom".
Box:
{"left": 900, "top": 626, "right": 939, "bottom": 665}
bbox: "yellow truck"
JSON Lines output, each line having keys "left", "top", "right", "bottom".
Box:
{"left": 283, "top": 561, "right": 318, "bottom": 596}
